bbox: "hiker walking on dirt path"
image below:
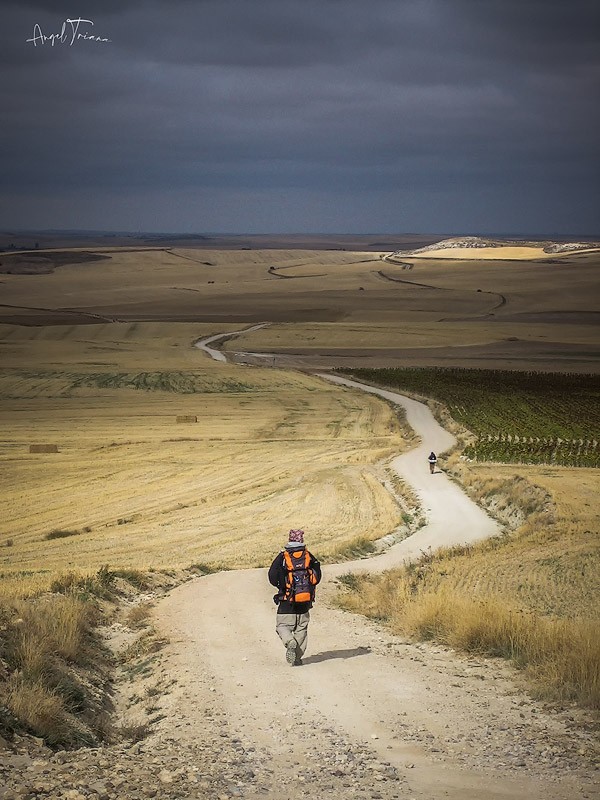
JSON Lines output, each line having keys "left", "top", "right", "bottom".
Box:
{"left": 428, "top": 451, "right": 438, "bottom": 474}
{"left": 268, "top": 529, "right": 321, "bottom": 666}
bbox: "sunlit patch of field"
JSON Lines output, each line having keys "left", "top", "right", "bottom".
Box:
{"left": 389, "top": 239, "right": 600, "bottom": 260}
{"left": 407, "top": 246, "right": 561, "bottom": 260}
{"left": 0, "top": 323, "right": 408, "bottom": 593}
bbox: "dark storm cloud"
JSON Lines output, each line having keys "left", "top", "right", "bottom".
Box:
{"left": 16, "top": 0, "right": 146, "bottom": 12}
{"left": 1, "top": 0, "right": 598, "bottom": 232}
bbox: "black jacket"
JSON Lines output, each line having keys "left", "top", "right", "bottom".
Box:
{"left": 268, "top": 546, "right": 322, "bottom": 614}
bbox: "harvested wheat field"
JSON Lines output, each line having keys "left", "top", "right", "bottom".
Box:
{"left": 448, "top": 463, "right": 600, "bottom": 620}
{"left": 0, "top": 322, "right": 408, "bottom": 594}
{"left": 1, "top": 238, "right": 598, "bottom": 589}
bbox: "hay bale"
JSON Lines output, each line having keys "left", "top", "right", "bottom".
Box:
{"left": 29, "top": 444, "right": 59, "bottom": 453}
{"left": 176, "top": 415, "right": 197, "bottom": 423}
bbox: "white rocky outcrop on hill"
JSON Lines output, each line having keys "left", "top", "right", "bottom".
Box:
{"left": 389, "top": 236, "right": 600, "bottom": 259}
{"left": 390, "top": 237, "right": 506, "bottom": 257}
{"left": 543, "top": 242, "right": 599, "bottom": 253}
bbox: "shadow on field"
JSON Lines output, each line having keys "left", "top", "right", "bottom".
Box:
{"left": 302, "top": 646, "right": 371, "bottom": 664}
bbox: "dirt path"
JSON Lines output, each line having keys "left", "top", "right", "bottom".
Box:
{"left": 318, "top": 374, "right": 498, "bottom": 574}
{"left": 194, "top": 324, "right": 270, "bottom": 362}
{"left": 150, "top": 335, "right": 597, "bottom": 800}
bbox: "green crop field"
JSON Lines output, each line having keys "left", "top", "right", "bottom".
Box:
{"left": 342, "top": 367, "right": 600, "bottom": 468}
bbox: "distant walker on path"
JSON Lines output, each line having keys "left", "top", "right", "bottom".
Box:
{"left": 268, "top": 529, "right": 321, "bottom": 666}
{"left": 428, "top": 451, "right": 438, "bottom": 474}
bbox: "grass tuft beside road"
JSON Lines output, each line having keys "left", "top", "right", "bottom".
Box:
{"left": 0, "top": 565, "right": 190, "bottom": 747}
{"left": 339, "top": 573, "right": 599, "bottom": 709}
{"left": 1, "top": 578, "right": 107, "bottom": 747}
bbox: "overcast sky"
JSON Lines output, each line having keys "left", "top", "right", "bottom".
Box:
{"left": 1, "top": 0, "right": 598, "bottom": 234}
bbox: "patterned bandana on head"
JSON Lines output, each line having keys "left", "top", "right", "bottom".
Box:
{"left": 288, "top": 529, "right": 304, "bottom": 543}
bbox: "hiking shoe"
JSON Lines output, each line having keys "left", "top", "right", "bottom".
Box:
{"left": 286, "top": 639, "right": 297, "bottom": 666}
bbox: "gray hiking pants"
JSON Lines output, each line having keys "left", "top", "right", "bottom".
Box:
{"left": 275, "top": 612, "right": 310, "bottom": 657}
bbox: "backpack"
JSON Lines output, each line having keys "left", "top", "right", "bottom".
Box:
{"left": 282, "top": 548, "right": 318, "bottom": 603}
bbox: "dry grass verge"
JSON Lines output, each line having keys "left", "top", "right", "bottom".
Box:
{"left": 126, "top": 603, "right": 153, "bottom": 629}
{"left": 338, "top": 575, "right": 599, "bottom": 709}
{"left": 441, "top": 463, "right": 599, "bottom": 620}
{"left": 322, "top": 535, "right": 377, "bottom": 562}
{"left": 0, "top": 565, "right": 188, "bottom": 748}
{"left": 0, "top": 587, "right": 107, "bottom": 747}
{"left": 5, "top": 677, "right": 89, "bottom": 747}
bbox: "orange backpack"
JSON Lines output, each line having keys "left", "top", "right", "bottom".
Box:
{"left": 282, "top": 549, "right": 318, "bottom": 603}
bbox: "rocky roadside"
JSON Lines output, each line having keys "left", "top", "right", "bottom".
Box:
{"left": 370, "top": 639, "right": 599, "bottom": 780}
{"left": 0, "top": 725, "right": 410, "bottom": 800}
{"left": 0, "top": 734, "right": 255, "bottom": 800}
{"left": 0, "top": 662, "right": 410, "bottom": 800}
{"left": 0, "top": 578, "right": 411, "bottom": 800}
{"left": 1, "top": 574, "right": 598, "bottom": 800}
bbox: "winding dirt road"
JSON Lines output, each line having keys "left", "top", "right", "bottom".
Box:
{"left": 152, "top": 332, "right": 595, "bottom": 800}
{"left": 194, "top": 324, "right": 270, "bottom": 362}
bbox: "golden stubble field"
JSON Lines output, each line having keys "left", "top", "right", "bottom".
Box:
{"left": 0, "top": 322, "right": 407, "bottom": 594}
{"left": 429, "top": 463, "right": 600, "bottom": 620}
{"left": 0, "top": 242, "right": 598, "bottom": 595}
